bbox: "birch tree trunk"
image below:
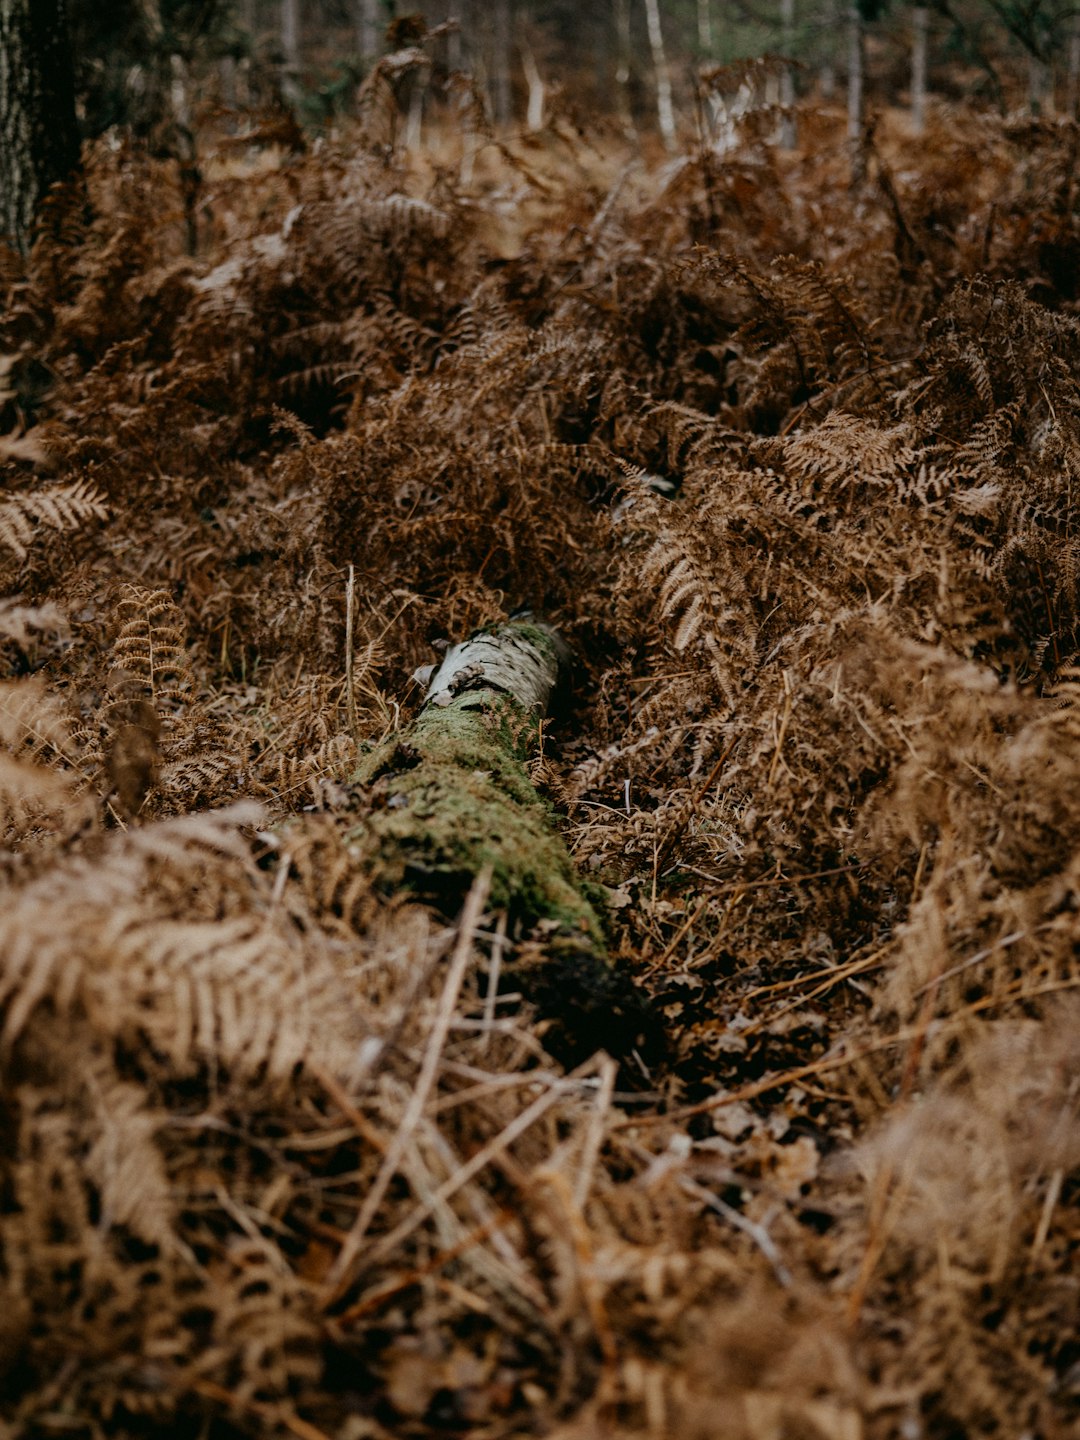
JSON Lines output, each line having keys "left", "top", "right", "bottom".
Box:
{"left": 910, "top": 5, "right": 928, "bottom": 135}
{"left": 643, "top": 0, "right": 677, "bottom": 151}
{"left": 521, "top": 41, "right": 545, "bottom": 131}
{"left": 351, "top": 621, "right": 657, "bottom": 1064}
{"left": 0, "top": 0, "right": 79, "bottom": 254}
{"left": 847, "top": 2, "right": 866, "bottom": 185}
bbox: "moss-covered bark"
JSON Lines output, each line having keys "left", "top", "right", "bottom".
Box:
{"left": 349, "top": 623, "right": 658, "bottom": 1064}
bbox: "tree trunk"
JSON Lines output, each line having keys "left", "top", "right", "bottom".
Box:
{"left": 643, "top": 0, "right": 677, "bottom": 151}
{"left": 350, "top": 622, "right": 656, "bottom": 1065}
{"left": 492, "top": 0, "right": 512, "bottom": 127}
{"left": 280, "top": 0, "right": 301, "bottom": 102}
{"left": 357, "top": 0, "right": 379, "bottom": 58}
{"left": 447, "top": 2, "right": 463, "bottom": 70}
{"left": 847, "top": 2, "right": 866, "bottom": 185}
{"left": 614, "top": 0, "right": 635, "bottom": 135}
{"left": 911, "top": 5, "right": 928, "bottom": 135}
{"left": 778, "top": 0, "right": 797, "bottom": 149}
{"left": 521, "top": 40, "right": 544, "bottom": 130}
{"left": 820, "top": 0, "right": 838, "bottom": 98}
{"left": 697, "top": 0, "right": 713, "bottom": 53}
{"left": 0, "top": 0, "right": 79, "bottom": 255}
{"left": 1068, "top": 14, "right": 1080, "bottom": 117}
{"left": 1027, "top": 52, "right": 1050, "bottom": 116}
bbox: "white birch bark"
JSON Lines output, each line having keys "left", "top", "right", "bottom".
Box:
{"left": 911, "top": 5, "right": 928, "bottom": 135}
{"left": 643, "top": 0, "right": 677, "bottom": 151}
{"left": 404, "top": 76, "right": 425, "bottom": 150}
{"left": 425, "top": 624, "right": 567, "bottom": 717}
{"left": 521, "top": 41, "right": 545, "bottom": 131}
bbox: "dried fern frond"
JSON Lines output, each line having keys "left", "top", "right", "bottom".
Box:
{"left": 109, "top": 585, "right": 194, "bottom": 716}
{"left": 0, "top": 478, "right": 108, "bottom": 561}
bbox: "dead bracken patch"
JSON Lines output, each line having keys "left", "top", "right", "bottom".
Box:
{"left": 2, "top": 89, "right": 1080, "bottom": 1439}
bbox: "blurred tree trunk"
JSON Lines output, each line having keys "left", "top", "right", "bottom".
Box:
{"left": 847, "top": 2, "right": 866, "bottom": 184}
{"left": 614, "top": 0, "right": 635, "bottom": 134}
{"left": 521, "top": 39, "right": 544, "bottom": 130}
{"left": 1068, "top": 14, "right": 1080, "bottom": 117}
{"left": 820, "top": 0, "right": 838, "bottom": 96}
{"left": 357, "top": 0, "right": 379, "bottom": 57}
{"left": 911, "top": 5, "right": 928, "bottom": 134}
{"left": 643, "top": 0, "right": 676, "bottom": 150}
{"left": 280, "top": 0, "right": 300, "bottom": 101}
{"left": 492, "top": 0, "right": 512, "bottom": 125}
{"left": 0, "top": 0, "right": 79, "bottom": 254}
{"left": 447, "top": 2, "right": 463, "bottom": 69}
{"left": 1027, "top": 52, "right": 1050, "bottom": 114}
{"left": 778, "top": 0, "right": 797, "bottom": 148}
{"left": 697, "top": 0, "right": 713, "bottom": 53}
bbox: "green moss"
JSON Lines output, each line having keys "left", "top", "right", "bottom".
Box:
{"left": 350, "top": 688, "right": 603, "bottom": 943}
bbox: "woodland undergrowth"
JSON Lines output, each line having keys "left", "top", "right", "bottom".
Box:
{"left": 2, "top": 75, "right": 1080, "bottom": 1439}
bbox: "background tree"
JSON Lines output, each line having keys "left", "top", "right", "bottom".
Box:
{"left": 911, "top": 3, "right": 929, "bottom": 131}
{"left": 0, "top": 0, "right": 79, "bottom": 254}
{"left": 644, "top": 0, "right": 677, "bottom": 148}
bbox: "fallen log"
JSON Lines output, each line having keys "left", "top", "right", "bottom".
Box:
{"left": 350, "top": 620, "right": 658, "bottom": 1066}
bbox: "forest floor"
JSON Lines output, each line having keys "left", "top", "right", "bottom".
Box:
{"left": 2, "top": 87, "right": 1080, "bottom": 1439}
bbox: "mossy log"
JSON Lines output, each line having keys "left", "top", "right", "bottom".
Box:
{"left": 350, "top": 622, "right": 657, "bottom": 1065}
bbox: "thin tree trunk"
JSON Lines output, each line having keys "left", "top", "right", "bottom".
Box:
{"left": 643, "top": 0, "right": 677, "bottom": 151}
{"left": 447, "top": 3, "right": 463, "bottom": 69}
{"left": 1068, "top": 14, "right": 1080, "bottom": 117}
{"left": 492, "top": 0, "right": 512, "bottom": 126}
{"left": 778, "top": 0, "right": 797, "bottom": 148}
{"left": 0, "top": 0, "right": 79, "bottom": 255}
{"left": 280, "top": 0, "right": 301, "bottom": 102}
{"left": 820, "top": 0, "right": 838, "bottom": 97}
{"left": 911, "top": 5, "right": 928, "bottom": 134}
{"left": 357, "top": 0, "right": 379, "bottom": 58}
{"left": 697, "top": 0, "right": 713, "bottom": 53}
{"left": 404, "top": 73, "right": 425, "bottom": 148}
{"left": 1028, "top": 53, "right": 1050, "bottom": 115}
{"left": 521, "top": 41, "right": 544, "bottom": 130}
{"left": 614, "top": 0, "right": 635, "bottom": 134}
{"left": 847, "top": 2, "right": 866, "bottom": 185}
